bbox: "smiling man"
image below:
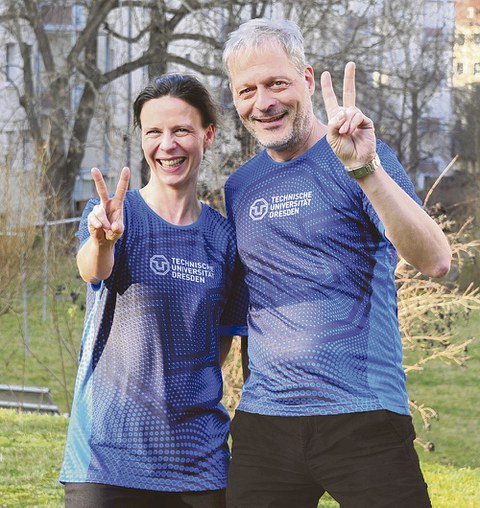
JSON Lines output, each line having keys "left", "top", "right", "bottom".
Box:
{"left": 227, "top": 42, "right": 317, "bottom": 158}
{"left": 222, "top": 18, "right": 451, "bottom": 508}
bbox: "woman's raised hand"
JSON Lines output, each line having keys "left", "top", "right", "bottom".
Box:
{"left": 87, "top": 167, "right": 130, "bottom": 243}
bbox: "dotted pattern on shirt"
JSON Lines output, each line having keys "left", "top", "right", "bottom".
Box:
{"left": 225, "top": 138, "right": 418, "bottom": 417}
{"left": 60, "top": 190, "right": 248, "bottom": 491}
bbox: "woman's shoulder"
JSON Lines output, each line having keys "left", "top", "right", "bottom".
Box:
{"left": 202, "top": 203, "right": 235, "bottom": 236}
{"left": 202, "top": 202, "right": 229, "bottom": 225}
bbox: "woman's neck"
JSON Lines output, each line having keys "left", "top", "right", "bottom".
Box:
{"left": 139, "top": 183, "right": 201, "bottom": 226}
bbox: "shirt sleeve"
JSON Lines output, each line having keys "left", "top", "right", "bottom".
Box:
{"left": 219, "top": 253, "right": 249, "bottom": 337}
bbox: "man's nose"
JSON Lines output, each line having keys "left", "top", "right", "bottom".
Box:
{"left": 254, "top": 87, "right": 277, "bottom": 112}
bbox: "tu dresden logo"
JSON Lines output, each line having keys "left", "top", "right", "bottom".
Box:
{"left": 249, "top": 198, "right": 268, "bottom": 221}
{"left": 150, "top": 255, "right": 170, "bottom": 275}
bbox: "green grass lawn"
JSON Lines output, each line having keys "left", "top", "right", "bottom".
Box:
{"left": 0, "top": 409, "right": 67, "bottom": 507}
{"left": 0, "top": 251, "right": 83, "bottom": 414}
{"left": 0, "top": 409, "right": 478, "bottom": 507}
{"left": 407, "top": 310, "right": 480, "bottom": 470}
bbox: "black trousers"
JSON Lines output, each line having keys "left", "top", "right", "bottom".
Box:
{"left": 226, "top": 409, "right": 432, "bottom": 508}
{"left": 64, "top": 483, "right": 226, "bottom": 508}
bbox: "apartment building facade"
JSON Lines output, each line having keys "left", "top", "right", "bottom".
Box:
{"left": 1, "top": 1, "right": 475, "bottom": 217}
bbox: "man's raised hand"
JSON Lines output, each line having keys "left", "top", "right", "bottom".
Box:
{"left": 87, "top": 167, "right": 130, "bottom": 243}
{"left": 320, "top": 62, "right": 377, "bottom": 168}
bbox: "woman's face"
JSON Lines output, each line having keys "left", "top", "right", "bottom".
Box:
{"left": 140, "top": 96, "right": 215, "bottom": 191}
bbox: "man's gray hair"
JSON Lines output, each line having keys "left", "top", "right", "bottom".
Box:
{"left": 222, "top": 18, "right": 307, "bottom": 77}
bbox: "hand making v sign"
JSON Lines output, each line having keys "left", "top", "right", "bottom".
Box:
{"left": 320, "top": 62, "right": 451, "bottom": 277}
{"left": 78, "top": 166, "right": 130, "bottom": 284}
{"left": 88, "top": 167, "right": 131, "bottom": 244}
{"left": 320, "top": 62, "right": 377, "bottom": 170}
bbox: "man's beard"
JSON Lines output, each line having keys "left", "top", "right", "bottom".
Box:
{"left": 244, "top": 108, "right": 312, "bottom": 153}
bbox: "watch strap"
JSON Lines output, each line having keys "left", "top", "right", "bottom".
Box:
{"left": 346, "top": 154, "right": 380, "bottom": 179}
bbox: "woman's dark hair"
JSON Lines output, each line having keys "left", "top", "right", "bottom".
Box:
{"left": 133, "top": 73, "right": 218, "bottom": 129}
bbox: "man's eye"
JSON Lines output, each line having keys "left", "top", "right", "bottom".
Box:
{"left": 239, "top": 88, "right": 253, "bottom": 97}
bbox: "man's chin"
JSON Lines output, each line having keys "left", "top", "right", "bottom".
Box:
{"left": 260, "top": 137, "right": 294, "bottom": 151}
{"left": 250, "top": 129, "right": 286, "bottom": 148}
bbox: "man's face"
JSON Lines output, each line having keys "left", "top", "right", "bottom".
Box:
{"left": 228, "top": 42, "right": 315, "bottom": 160}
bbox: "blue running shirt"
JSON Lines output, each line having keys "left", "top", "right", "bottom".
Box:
{"left": 60, "top": 190, "right": 247, "bottom": 491}
{"left": 225, "top": 137, "right": 420, "bottom": 417}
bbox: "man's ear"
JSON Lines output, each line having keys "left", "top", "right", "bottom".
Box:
{"left": 305, "top": 65, "right": 315, "bottom": 95}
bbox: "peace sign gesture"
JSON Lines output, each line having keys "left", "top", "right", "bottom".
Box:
{"left": 320, "top": 62, "right": 377, "bottom": 169}
{"left": 88, "top": 166, "right": 131, "bottom": 244}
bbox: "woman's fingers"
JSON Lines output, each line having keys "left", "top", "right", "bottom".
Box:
{"left": 114, "top": 167, "right": 130, "bottom": 202}
{"left": 91, "top": 167, "right": 110, "bottom": 204}
{"left": 88, "top": 167, "right": 128, "bottom": 243}
{"left": 88, "top": 204, "right": 111, "bottom": 231}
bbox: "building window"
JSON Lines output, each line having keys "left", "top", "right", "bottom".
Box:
{"left": 474, "top": 33, "right": 480, "bottom": 45}
{"left": 372, "top": 70, "right": 389, "bottom": 88}
{"left": 467, "top": 7, "right": 475, "bottom": 19}
{"left": 6, "top": 43, "right": 14, "bottom": 82}
{"left": 73, "top": 4, "right": 87, "bottom": 29}
{"left": 456, "top": 34, "right": 465, "bottom": 45}
{"left": 474, "top": 62, "right": 480, "bottom": 75}
{"left": 457, "top": 62, "right": 464, "bottom": 75}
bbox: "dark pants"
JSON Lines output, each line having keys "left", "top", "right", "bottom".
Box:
{"left": 64, "top": 483, "right": 226, "bottom": 508}
{"left": 226, "top": 410, "right": 431, "bottom": 508}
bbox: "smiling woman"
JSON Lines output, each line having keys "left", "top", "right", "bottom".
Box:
{"left": 132, "top": 74, "right": 218, "bottom": 225}
{"left": 59, "top": 74, "right": 248, "bottom": 508}
{"left": 139, "top": 95, "right": 215, "bottom": 204}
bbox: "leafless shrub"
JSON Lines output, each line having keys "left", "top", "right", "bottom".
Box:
{"left": 222, "top": 337, "right": 244, "bottom": 416}
{"left": 397, "top": 211, "right": 480, "bottom": 435}
{"left": 0, "top": 154, "right": 43, "bottom": 317}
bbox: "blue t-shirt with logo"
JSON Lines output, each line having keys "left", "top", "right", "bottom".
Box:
{"left": 225, "top": 137, "right": 420, "bottom": 417}
{"left": 60, "top": 190, "right": 248, "bottom": 491}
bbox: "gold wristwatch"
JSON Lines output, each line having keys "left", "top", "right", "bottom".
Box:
{"left": 346, "top": 154, "right": 380, "bottom": 180}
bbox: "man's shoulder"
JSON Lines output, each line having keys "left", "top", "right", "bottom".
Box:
{"left": 375, "top": 138, "right": 394, "bottom": 156}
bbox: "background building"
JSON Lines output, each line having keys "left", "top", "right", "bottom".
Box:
{"left": 0, "top": 0, "right": 478, "bottom": 220}
{"left": 453, "top": 0, "right": 480, "bottom": 87}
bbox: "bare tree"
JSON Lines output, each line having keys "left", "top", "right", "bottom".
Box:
{"left": 0, "top": 0, "right": 455, "bottom": 213}
{"left": 355, "top": 0, "right": 453, "bottom": 184}
{"left": 452, "top": 84, "right": 480, "bottom": 174}
{"left": 0, "top": 0, "right": 273, "bottom": 217}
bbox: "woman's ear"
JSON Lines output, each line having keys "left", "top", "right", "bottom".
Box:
{"left": 204, "top": 124, "right": 216, "bottom": 150}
